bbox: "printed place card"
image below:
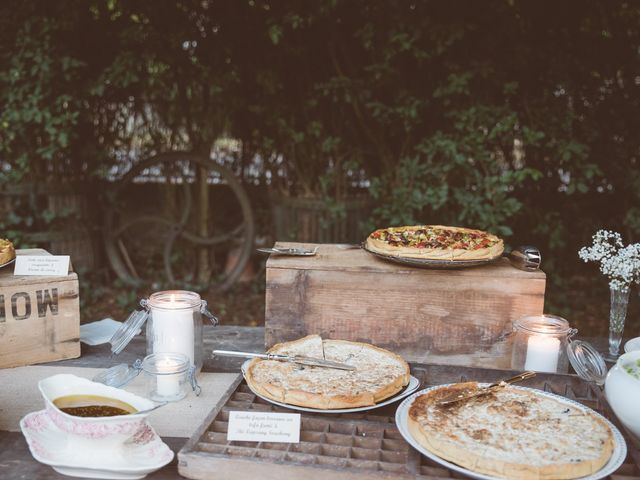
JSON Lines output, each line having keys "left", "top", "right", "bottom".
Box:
{"left": 227, "top": 411, "right": 300, "bottom": 443}
{"left": 14, "top": 255, "right": 70, "bottom": 276}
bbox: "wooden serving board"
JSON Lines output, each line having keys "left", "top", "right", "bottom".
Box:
{"left": 265, "top": 243, "right": 546, "bottom": 369}
{"left": 178, "top": 364, "right": 640, "bottom": 480}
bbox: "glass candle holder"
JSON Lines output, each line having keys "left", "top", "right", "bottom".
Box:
{"left": 511, "top": 315, "right": 577, "bottom": 373}
{"left": 110, "top": 290, "right": 218, "bottom": 373}
{"left": 141, "top": 352, "right": 191, "bottom": 402}
{"left": 144, "top": 291, "right": 206, "bottom": 371}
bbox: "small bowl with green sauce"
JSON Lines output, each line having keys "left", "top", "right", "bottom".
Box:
{"left": 605, "top": 350, "right": 640, "bottom": 440}
{"left": 38, "top": 374, "right": 157, "bottom": 451}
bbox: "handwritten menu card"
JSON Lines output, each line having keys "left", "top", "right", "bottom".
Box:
{"left": 14, "top": 255, "right": 70, "bottom": 276}
{"left": 227, "top": 411, "right": 301, "bottom": 443}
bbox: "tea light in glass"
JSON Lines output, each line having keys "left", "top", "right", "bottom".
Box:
{"left": 511, "top": 315, "right": 576, "bottom": 374}
{"left": 141, "top": 353, "right": 190, "bottom": 402}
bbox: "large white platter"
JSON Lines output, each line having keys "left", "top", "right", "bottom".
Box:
{"left": 241, "top": 360, "right": 420, "bottom": 413}
{"left": 395, "top": 384, "right": 627, "bottom": 480}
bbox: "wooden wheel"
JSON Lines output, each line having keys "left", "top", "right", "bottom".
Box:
{"left": 105, "top": 152, "right": 255, "bottom": 291}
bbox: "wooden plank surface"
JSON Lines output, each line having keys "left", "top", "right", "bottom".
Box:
{"left": 267, "top": 243, "right": 546, "bottom": 279}
{"left": 46, "top": 325, "right": 264, "bottom": 372}
{"left": 0, "top": 326, "right": 627, "bottom": 480}
{"left": 0, "top": 365, "right": 237, "bottom": 437}
{"left": 266, "top": 243, "right": 546, "bottom": 368}
{"left": 0, "top": 325, "right": 262, "bottom": 480}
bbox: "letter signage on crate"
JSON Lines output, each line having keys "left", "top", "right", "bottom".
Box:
{"left": 227, "top": 411, "right": 301, "bottom": 443}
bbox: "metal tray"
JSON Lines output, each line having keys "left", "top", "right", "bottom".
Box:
{"left": 362, "top": 244, "right": 502, "bottom": 269}
{"left": 178, "top": 363, "right": 640, "bottom": 480}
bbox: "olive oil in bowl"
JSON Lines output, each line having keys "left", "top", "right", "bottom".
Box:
{"left": 54, "top": 395, "right": 138, "bottom": 417}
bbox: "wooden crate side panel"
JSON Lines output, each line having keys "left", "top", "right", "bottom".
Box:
{"left": 0, "top": 278, "right": 80, "bottom": 368}
{"left": 265, "top": 269, "right": 545, "bottom": 368}
{"left": 179, "top": 450, "right": 416, "bottom": 480}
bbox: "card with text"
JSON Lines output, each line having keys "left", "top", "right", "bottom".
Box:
{"left": 227, "top": 411, "right": 300, "bottom": 443}
{"left": 14, "top": 255, "right": 70, "bottom": 276}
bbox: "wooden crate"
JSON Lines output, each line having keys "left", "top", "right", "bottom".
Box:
{"left": 0, "top": 249, "right": 80, "bottom": 368}
{"left": 178, "top": 363, "right": 640, "bottom": 480}
{"left": 265, "top": 243, "right": 546, "bottom": 369}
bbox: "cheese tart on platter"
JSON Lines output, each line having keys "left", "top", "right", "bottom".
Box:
{"left": 244, "top": 335, "right": 410, "bottom": 409}
{"left": 406, "top": 382, "right": 615, "bottom": 480}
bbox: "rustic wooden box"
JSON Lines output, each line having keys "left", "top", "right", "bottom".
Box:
{"left": 178, "top": 364, "right": 639, "bottom": 480}
{"left": 265, "top": 243, "right": 546, "bottom": 369}
{"left": 0, "top": 249, "right": 80, "bottom": 368}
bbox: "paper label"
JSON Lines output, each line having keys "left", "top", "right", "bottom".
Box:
{"left": 14, "top": 255, "right": 70, "bottom": 276}
{"left": 227, "top": 411, "right": 300, "bottom": 443}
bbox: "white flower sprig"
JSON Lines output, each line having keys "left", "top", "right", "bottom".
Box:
{"left": 579, "top": 230, "right": 640, "bottom": 290}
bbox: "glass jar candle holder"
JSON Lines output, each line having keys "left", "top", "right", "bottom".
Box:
{"left": 110, "top": 290, "right": 218, "bottom": 373}
{"left": 141, "top": 353, "right": 193, "bottom": 402}
{"left": 511, "top": 315, "right": 577, "bottom": 373}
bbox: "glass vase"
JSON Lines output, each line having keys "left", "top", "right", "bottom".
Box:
{"left": 608, "top": 285, "right": 630, "bottom": 358}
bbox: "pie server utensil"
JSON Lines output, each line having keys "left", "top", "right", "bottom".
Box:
{"left": 506, "top": 245, "right": 542, "bottom": 271}
{"left": 256, "top": 247, "right": 318, "bottom": 256}
{"left": 212, "top": 349, "right": 356, "bottom": 371}
{"left": 437, "top": 371, "right": 536, "bottom": 406}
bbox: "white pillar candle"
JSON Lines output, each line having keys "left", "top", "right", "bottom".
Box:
{"left": 151, "top": 294, "right": 195, "bottom": 365}
{"left": 524, "top": 334, "right": 560, "bottom": 373}
{"left": 156, "top": 359, "right": 181, "bottom": 398}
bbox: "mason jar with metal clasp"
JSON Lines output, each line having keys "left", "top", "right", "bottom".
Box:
{"left": 110, "top": 290, "right": 218, "bottom": 373}
{"left": 511, "top": 314, "right": 577, "bottom": 374}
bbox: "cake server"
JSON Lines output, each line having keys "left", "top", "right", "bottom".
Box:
{"left": 437, "top": 371, "right": 536, "bottom": 406}
{"left": 212, "top": 350, "right": 356, "bottom": 371}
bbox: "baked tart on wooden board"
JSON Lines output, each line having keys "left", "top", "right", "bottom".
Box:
{"left": 0, "top": 238, "right": 16, "bottom": 265}
{"left": 244, "top": 335, "right": 410, "bottom": 409}
{"left": 365, "top": 225, "right": 504, "bottom": 260}
{"left": 406, "top": 382, "right": 615, "bottom": 480}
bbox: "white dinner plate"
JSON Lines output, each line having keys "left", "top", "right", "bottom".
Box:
{"left": 395, "top": 384, "right": 627, "bottom": 480}
{"left": 241, "top": 360, "right": 420, "bottom": 413}
{"left": 20, "top": 410, "right": 174, "bottom": 479}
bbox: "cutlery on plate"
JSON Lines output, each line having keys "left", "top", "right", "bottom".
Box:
{"left": 437, "top": 371, "right": 536, "bottom": 406}
{"left": 212, "top": 349, "right": 356, "bottom": 371}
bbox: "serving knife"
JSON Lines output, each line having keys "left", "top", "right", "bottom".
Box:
{"left": 212, "top": 349, "right": 356, "bottom": 371}
{"left": 437, "top": 371, "right": 536, "bottom": 406}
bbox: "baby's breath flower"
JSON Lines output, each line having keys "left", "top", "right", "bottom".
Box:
{"left": 579, "top": 230, "right": 640, "bottom": 290}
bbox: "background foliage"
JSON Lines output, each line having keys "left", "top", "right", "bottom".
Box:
{"left": 1, "top": 0, "right": 639, "bottom": 333}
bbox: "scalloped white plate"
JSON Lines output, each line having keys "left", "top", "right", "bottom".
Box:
{"left": 395, "top": 384, "right": 627, "bottom": 480}
{"left": 241, "top": 360, "right": 420, "bottom": 413}
{"left": 20, "top": 410, "right": 173, "bottom": 479}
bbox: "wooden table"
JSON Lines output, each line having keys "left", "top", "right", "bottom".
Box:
{"left": 0, "top": 325, "right": 263, "bottom": 479}
{"left": 0, "top": 326, "right": 626, "bottom": 479}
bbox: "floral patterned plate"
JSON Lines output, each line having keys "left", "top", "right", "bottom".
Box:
{"left": 20, "top": 410, "right": 174, "bottom": 479}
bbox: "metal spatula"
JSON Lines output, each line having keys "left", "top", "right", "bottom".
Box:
{"left": 212, "top": 350, "right": 356, "bottom": 371}
{"left": 437, "top": 371, "right": 536, "bottom": 406}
